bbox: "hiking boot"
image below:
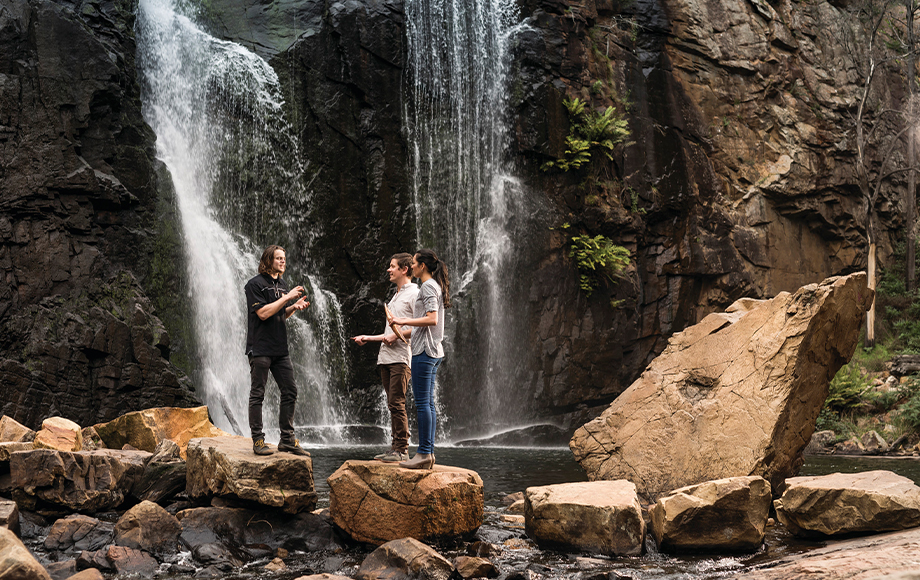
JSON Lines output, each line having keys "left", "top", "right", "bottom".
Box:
{"left": 253, "top": 439, "right": 274, "bottom": 456}
{"left": 377, "top": 449, "right": 409, "bottom": 463}
{"left": 277, "top": 439, "right": 309, "bottom": 456}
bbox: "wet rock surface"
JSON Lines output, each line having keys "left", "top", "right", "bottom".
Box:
{"left": 524, "top": 480, "right": 645, "bottom": 556}
{"left": 571, "top": 273, "right": 871, "bottom": 500}
{"left": 0, "top": 526, "right": 51, "bottom": 580}
{"left": 186, "top": 436, "right": 318, "bottom": 513}
{"left": 355, "top": 537, "right": 455, "bottom": 580}
{"left": 650, "top": 476, "right": 771, "bottom": 552}
{"left": 774, "top": 471, "right": 920, "bottom": 537}
{"left": 328, "top": 460, "right": 484, "bottom": 545}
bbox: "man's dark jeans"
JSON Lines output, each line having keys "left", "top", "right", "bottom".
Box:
{"left": 249, "top": 355, "right": 297, "bottom": 443}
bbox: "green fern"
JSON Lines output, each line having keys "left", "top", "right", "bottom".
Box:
{"left": 542, "top": 98, "right": 630, "bottom": 172}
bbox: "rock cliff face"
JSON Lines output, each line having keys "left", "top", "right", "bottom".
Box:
{"left": 0, "top": 0, "right": 198, "bottom": 427}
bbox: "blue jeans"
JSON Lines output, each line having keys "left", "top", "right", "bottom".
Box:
{"left": 411, "top": 352, "right": 442, "bottom": 454}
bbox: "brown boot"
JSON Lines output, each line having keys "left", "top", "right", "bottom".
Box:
{"left": 399, "top": 453, "right": 434, "bottom": 469}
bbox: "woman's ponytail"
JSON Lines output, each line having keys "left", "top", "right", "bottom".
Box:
{"left": 416, "top": 249, "right": 451, "bottom": 308}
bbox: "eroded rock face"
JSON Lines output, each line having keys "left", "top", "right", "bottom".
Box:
{"left": 0, "top": 526, "right": 51, "bottom": 580}
{"left": 44, "top": 515, "right": 114, "bottom": 552}
{"left": 0, "top": 499, "right": 18, "bottom": 536}
{"left": 10, "top": 448, "right": 150, "bottom": 511}
{"left": 355, "top": 537, "right": 454, "bottom": 580}
{"left": 774, "top": 471, "right": 920, "bottom": 537}
{"left": 571, "top": 273, "right": 871, "bottom": 501}
{"left": 328, "top": 460, "right": 484, "bottom": 545}
{"left": 186, "top": 436, "right": 317, "bottom": 513}
{"left": 93, "top": 406, "right": 228, "bottom": 459}
{"left": 649, "top": 476, "right": 771, "bottom": 552}
{"left": 524, "top": 480, "right": 645, "bottom": 556}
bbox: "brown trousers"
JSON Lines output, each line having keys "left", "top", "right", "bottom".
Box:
{"left": 379, "top": 363, "right": 411, "bottom": 452}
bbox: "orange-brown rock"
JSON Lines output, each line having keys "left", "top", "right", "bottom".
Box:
{"left": 113, "top": 500, "right": 181, "bottom": 555}
{"left": 93, "top": 406, "right": 228, "bottom": 459}
{"left": 33, "top": 417, "right": 82, "bottom": 452}
{"left": 570, "top": 274, "right": 871, "bottom": 501}
{"left": 328, "top": 460, "right": 483, "bottom": 545}
{"left": 355, "top": 537, "right": 454, "bottom": 580}
{"left": 0, "top": 416, "right": 34, "bottom": 443}
{"left": 0, "top": 526, "right": 51, "bottom": 580}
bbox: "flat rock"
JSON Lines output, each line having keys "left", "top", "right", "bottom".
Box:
{"left": 94, "top": 406, "right": 228, "bottom": 459}
{"left": 774, "top": 470, "right": 920, "bottom": 537}
{"left": 33, "top": 418, "right": 83, "bottom": 452}
{"left": 43, "top": 515, "right": 113, "bottom": 552}
{"left": 0, "top": 416, "right": 34, "bottom": 443}
{"left": 114, "top": 500, "right": 181, "bottom": 555}
{"left": 0, "top": 499, "right": 18, "bottom": 536}
{"left": 524, "top": 480, "right": 645, "bottom": 556}
{"left": 0, "top": 526, "right": 51, "bottom": 580}
{"left": 650, "top": 476, "right": 771, "bottom": 552}
{"left": 355, "top": 537, "right": 454, "bottom": 580}
{"left": 328, "top": 460, "right": 483, "bottom": 545}
{"left": 742, "top": 527, "right": 920, "bottom": 579}
{"left": 186, "top": 436, "right": 316, "bottom": 513}
{"left": 11, "top": 448, "right": 151, "bottom": 511}
{"left": 570, "top": 273, "right": 871, "bottom": 501}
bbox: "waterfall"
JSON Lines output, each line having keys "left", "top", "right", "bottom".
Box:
{"left": 136, "top": 0, "right": 351, "bottom": 443}
{"left": 405, "top": 0, "right": 539, "bottom": 440}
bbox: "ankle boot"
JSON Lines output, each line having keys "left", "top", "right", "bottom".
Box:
{"left": 399, "top": 453, "right": 434, "bottom": 469}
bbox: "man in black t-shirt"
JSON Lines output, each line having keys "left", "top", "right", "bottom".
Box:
{"left": 244, "top": 245, "right": 310, "bottom": 456}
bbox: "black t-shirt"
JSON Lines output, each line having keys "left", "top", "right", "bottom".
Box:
{"left": 244, "top": 273, "right": 292, "bottom": 356}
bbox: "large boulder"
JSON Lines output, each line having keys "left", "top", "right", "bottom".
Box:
{"left": 186, "top": 436, "right": 316, "bottom": 513}
{"left": 93, "top": 406, "right": 228, "bottom": 459}
{"left": 10, "top": 448, "right": 150, "bottom": 511}
{"left": 33, "top": 417, "right": 83, "bottom": 452}
{"left": 649, "top": 476, "right": 771, "bottom": 552}
{"left": 524, "top": 480, "right": 645, "bottom": 557}
{"left": 114, "top": 500, "right": 181, "bottom": 556}
{"left": 0, "top": 416, "right": 34, "bottom": 442}
{"left": 774, "top": 470, "right": 920, "bottom": 537}
{"left": 355, "top": 537, "right": 454, "bottom": 580}
{"left": 570, "top": 273, "right": 871, "bottom": 501}
{"left": 0, "top": 442, "right": 31, "bottom": 493}
{"left": 328, "top": 460, "right": 483, "bottom": 545}
{"left": 0, "top": 526, "right": 51, "bottom": 580}
{"left": 131, "top": 439, "right": 186, "bottom": 502}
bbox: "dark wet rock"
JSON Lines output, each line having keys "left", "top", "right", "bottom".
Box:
{"left": 804, "top": 430, "right": 836, "bottom": 455}
{"left": 176, "top": 506, "right": 342, "bottom": 564}
{"left": 0, "top": 498, "right": 19, "bottom": 535}
{"left": 11, "top": 449, "right": 150, "bottom": 511}
{"left": 113, "top": 500, "right": 181, "bottom": 556}
{"left": 44, "top": 560, "right": 77, "bottom": 580}
{"left": 18, "top": 511, "right": 49, "bottom": 540}
{"left": 355, "top": 537, "right": 454, "bottom": 580}
{"left": 44, "top": 515, "right": 114, "bottom": 552}
{"left": 467, "top": 540, "right": 500, "bottom": 557}
{"left": 0, "top": 526, "right": 51, "bottom": 580}
{"left": 133, "top": 455, "right": 186, "bottom": 503}
{"left": 105, "top": 545, "right": 158, "bottom": 576}
{"left": 76, "top": 549, "right": 114, "bottom": 572}
{"left": 186, "top": 436, "right": 317, "bottom": 513}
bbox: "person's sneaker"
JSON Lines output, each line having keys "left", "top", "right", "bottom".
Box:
{"left": 277, "top": 439, "right": 309, "bottom": 456}
{"left": 378, "top": 450, "right": 409, "bottom": 463}
{"left": 253, "top": 439, "right": 274, "bottom": 456}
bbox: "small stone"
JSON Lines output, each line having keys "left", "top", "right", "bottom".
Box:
{"left": 502, "top": 492, "right": 524, "bottom": 505}
{"left": 276, "top": 547, "right": 289, "bottom": 558}
{"left": 502, "top": 538, "right": 533, "bottom": 550}
{"left": 454, "top": 555, "right": 498, "bottom": 578}
{"left": 501, "top": 514, "right": 524, "bottom": 525}
{"left": 265, "top": 557, "right": 287, "bottom": 571}
{"left": 507, "top": 499, "right": 525, "bottom": 513}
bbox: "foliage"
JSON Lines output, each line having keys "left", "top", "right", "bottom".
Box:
{"left": 876, "top": 238, "right": 920, "bottom": 352}
{"left": 557, "top": 223, "right": 630, "bottom": 296}
{"left": 825, "top": 363, "right": 872, "bottom": 414}
{"left": 541, "top": 97, "right": 630, "bottom": 172}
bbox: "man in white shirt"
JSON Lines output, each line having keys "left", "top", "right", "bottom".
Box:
{"left": 351, "top": 253, "right": 419, "bottom": 462}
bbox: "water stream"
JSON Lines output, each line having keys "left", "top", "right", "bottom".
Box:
{"left": 136, "top": 0, "right": 351, "bottom": 442}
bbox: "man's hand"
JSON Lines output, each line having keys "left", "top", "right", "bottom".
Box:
{"left": 351, "top": 335, "right": 368, "bottom": 345}
{"left": 286, "top": 286, "right": 304, "bottom": 301}
{"left": 292, "top": 297, "right": 310, "bottom": 311}
{"left": 382, "top": 333, "right": 398, "bottom": 346}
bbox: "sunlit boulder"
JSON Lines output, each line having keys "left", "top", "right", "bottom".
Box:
{"left": 0, "top": 416, "right": 34, "bottom": 443}
{"left": 650, "top": 476, "right": 771, "bottom": 552}
{"left": 114, "top": 500, "right": 181, "bottom": 556}
{"left": 571, "top": 273, "right": 871, "bottom": 501}
{"left": 524, "top": 480, "right": 645, "bottom": 556}
{"left": 0, "top": 526, "right": 51, "bottom": 580}
{"left": 328, "top": 460, "right": 483, "bottom": 545}
{"left": 186, "top": 436, "right": 317, "bottom": 513}
{"left": 774, "top": 470, "right": 920, "bottom": 537}
{"left": 93, "top": 406, "right": 228, "bottom": 459}
{"left": 33, "top": 417, "right": 82, "bottom": 452}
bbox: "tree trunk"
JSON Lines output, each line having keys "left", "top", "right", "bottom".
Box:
{"left": 867, "top": 241, "right": 877, "bottom": 347}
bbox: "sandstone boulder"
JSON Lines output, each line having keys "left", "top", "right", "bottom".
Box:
{"left": 33, "top": 418, "right": 83, "bottom": 452}
{"left": 105, "top": 545, "right": 158, "bottom": 576}
{"left": 186, "top": 436, "right": 316, "bottom": 513}
{"left": 63, "top": 570, "right": 104, "bottom": 580}
{"left": 454, "top": 556, "right": 498, "bottom": 578}
{"left": 0, "top": 416, "right": 34, "bottom": 442}
{"left": 649, "top": 476, "right": 771, "bottom": 552}
{"left": 774, "top": 470, "right": 920, "bottom": 537}
{"left": 861, "top": 431, "right": 889, "bottom": 454}
{"left": 355, "top": 537, "right": 454, "bottom": 580}
{"left": 43, "top": 515, "right": 113, "bottom": 552}
{"left": 0, "top": 526, "right": 51, "bottom": 580}
{"left": 114, "top": 500, "right": 181, "bottom": 555}
{"left": 94, "top": 406, "right": 227, "bottom": 459}
{"left": 524, "top": 480, "right": 645, "bottom": 556}
{"left": 0, "top": 499, "right": 18, "bottom": 535}
{"left": 11, "top": 449, "right": 150, "bottom": 511}
{"left": 132, "top": 439, "right": 186, "bottom": 503}
{"left": 570, "top": 274, "right": 871, "bottom": 501}
{"left": 0, "top": 442, "right": 32, "bottom": 493}
{"left": 328, "top": 460, "right": 483, "bottom": 545}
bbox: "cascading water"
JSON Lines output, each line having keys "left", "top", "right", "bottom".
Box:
{"left": 137, "top": 0, "right": 351, "bottom": 442}
{"left": 405, "top": 0, "right": 542, "bottom": 440}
